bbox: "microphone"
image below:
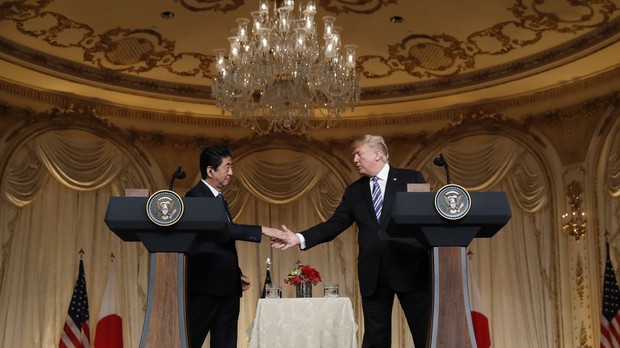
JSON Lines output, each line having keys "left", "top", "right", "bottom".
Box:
{"left": 168, "top": 166, "right": 187, "bottom": 190}
{"left": 433, "top": 153, "right": 451, "bottom": 185}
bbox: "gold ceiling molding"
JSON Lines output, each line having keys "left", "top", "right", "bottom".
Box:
{"left": 178, "top": 0, "right": 244, "bottom": 12}
{"left": 0, "top": 38, "right": 212, "bottom": 98}
{"left": 0, "top": 0, "right": 617, "bottom": 101}
{"left": 84, "top": 28, "right": 177, "bottom": 73}
{"left": 0, "top": 75, "right": 618, "bottom": 135}
{"left": 318, "top": 0, "right": 395, "bottom": 14}
{"left": 360, "top": 0, "right": 619, "bottom": 81}
{"left": 176, "top": 0, "right": 393, "bottom": 14}
{"left": 361, "top": 24, "right": 620, "bottom": 100}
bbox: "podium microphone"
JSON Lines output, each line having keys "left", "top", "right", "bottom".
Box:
{"left": 169, "top": 166, "right": 187, "bottom": 190}
{"left": 433, "top": 153, "right": 451, "bottom": 185}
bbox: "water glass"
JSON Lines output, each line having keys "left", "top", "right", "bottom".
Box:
{"left": 266, "top": 284, "right": 281, "bottom": 299}
{"left": 323, "top": 283, "right": 339, "bottom": 298}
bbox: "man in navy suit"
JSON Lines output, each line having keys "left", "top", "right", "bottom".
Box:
{"left": 186, "top": 144, "right": 285, "bottom": 348}
{"left": 274, "top": 134, "right": 430, "bottom": 348}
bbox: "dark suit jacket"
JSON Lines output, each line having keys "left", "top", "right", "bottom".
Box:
{"left": 300, "top": 166, "right": 429, "bottom": 297}
{"left": 185, "top": 181, "right": 262, "bottom": 297}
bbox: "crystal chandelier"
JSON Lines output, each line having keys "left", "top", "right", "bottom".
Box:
{"left": 211, "top": 0, "right": 360, "bottom": 134}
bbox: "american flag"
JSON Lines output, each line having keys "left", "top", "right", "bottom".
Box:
{"left": 601, "top": 241, "right": 620, "bottom": 348}
{"left": 59, "top": 259, "right": 91, "bottom": 348}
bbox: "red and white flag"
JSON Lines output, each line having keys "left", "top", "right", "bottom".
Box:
{"left": 469, "top": 270, "right": 491, "bottom": 348}
{"left": 94, "top": 260, "right": 123, "bottom": 348}
{"left": 60, "top": 259, "right": 91, "bottom": 348}
{"left": 601, "top": 241, "right": 620, "bottom": 348}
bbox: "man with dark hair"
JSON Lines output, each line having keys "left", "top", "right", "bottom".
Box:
{"left": 186, "top": 143, "right": 285, "bottom": 348}
{"left": 273, "top": 134, "right": 430, "bottom": 348}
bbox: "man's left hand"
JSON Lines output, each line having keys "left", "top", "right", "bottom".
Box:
{"left": 241, "top": 274, "right": 251, "bottom": 291}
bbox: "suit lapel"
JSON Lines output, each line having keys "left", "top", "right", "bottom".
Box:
{"left": 381, "top": 168, "right": 398, "bottom": 226}
{"left": 197, "top": 182, "right": 231, "bottom": 221}
{"left": 198, "top": 181, "right": 215, "bottom": 197}
{"left": 361, "top": 176, "right": 377, "bottom": 222}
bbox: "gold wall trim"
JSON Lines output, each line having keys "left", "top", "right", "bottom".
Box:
{"left": 0, "top": 74, "right": 618, "bottom": 132}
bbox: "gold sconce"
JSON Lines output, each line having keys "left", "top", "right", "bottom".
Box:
{"left": 561, "top": 181, "right": 586, "bottom": 240}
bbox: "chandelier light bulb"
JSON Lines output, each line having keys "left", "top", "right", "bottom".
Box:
{"left": 236, "top": 18, "right": 250, "bottom": 41}
{"left": 322, "top": 16, "right": 335, "bottom": 38}
{"left": 305, "top": 0, "right": 316, "bottom": 13}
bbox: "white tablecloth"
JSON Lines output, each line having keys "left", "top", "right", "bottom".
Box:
{"left": 247, "top": 297, "right": 358, "bottom": 348}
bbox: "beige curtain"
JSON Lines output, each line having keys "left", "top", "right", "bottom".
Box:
{"left": 417, "top": 136, "right": 557, "bottom": 347}
{"left": 230, "top": 135, "right": 559, "bottom": 347}
{"left": 0, "top": 129, "right": 152, "bottom": 347}
{"left": 225, "top": 147, "right": 360, "bottom": 347}
{"left": 602, "top": 119, "right": 620, "bottom": 287}
{"left": 3, "top": 125, "right": 618, "bottom": 348}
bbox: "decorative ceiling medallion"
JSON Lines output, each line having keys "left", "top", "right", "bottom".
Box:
{"left": 84, "top": 28, "right": 175, "bottom": 72}
{"left": 320, "top": 0, "right": 395, "bottom": 14}
{"left": 146, "top": 190, "right": 184, "bottom": 226}
{"left": 360, "top": 1, "right": 619, "bottom": 80}
{"left": 434, "top": 184, "right": 471, "bottom": 220}
{"left": 0, "top": 0, "right": 617, "bottom": 99}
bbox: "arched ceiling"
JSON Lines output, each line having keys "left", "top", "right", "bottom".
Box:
{"left": 0, "top": 0, "right": 619, "bottom": 125}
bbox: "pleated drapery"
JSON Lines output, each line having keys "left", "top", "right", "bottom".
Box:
{"left": 1, "top": 125, "right": 619, "bottom": 347}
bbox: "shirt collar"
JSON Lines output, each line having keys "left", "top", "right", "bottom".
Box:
{"left": 375, "top": 163, "right": 390, "bottom": 182}
{"left": 201, "top": 179, "right": 221, "bottom": 197}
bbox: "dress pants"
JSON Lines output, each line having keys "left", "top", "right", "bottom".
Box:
{"left": 361, "top": 275, "right": 430, "bottom": 348}
{"left": 187, "top": 292, "right": 240, "bottom": 348}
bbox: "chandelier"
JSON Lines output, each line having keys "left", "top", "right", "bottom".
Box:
{"left": 211, "top": 0, "right": 360, "bottom": 134}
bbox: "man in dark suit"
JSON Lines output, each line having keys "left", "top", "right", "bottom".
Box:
{"left": 273, "top": 134, "right": 430, "bottom": 348}
{"left": 186, "top": 144, "right": 285, "bottom": 348}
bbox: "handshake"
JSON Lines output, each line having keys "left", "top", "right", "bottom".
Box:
{"left": 261, "top": 225, "right": 300, "bottom": 250}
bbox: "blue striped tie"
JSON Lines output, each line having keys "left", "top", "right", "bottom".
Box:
{"left": 371, "top": 177, "right": 383, "bottom": 222}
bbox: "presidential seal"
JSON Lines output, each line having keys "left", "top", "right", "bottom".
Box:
{"left": 146, "top": 189, "right": 184, "bottom": 226}
{"left": 434, "top": 184, "right": 472, "bottom": 220}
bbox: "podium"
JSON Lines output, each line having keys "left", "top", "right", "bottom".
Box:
{"left": 104, "top": 196, "right": 229, "bottom": 348}
{"left": 391, "top": 191, "right": 511, "bottom": 348}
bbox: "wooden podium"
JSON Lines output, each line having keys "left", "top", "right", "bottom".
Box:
{"left": 391, "top": 191, "right": 511, "bottom": 348}
{"left": 104, "top": 196, "right": 229, "bottom": 348}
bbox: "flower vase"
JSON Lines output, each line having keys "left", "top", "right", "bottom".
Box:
{"left": 295, "top": 281, "right": 312, "bottom": 298}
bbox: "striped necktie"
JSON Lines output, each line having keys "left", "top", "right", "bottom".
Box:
{"left": 371, "top": 177, "right": 383, "bottom": 222}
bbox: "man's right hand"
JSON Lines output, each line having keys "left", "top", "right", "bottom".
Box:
{"left": 261, "top": 226, "right": 287, "bottom": 240}
{"left": 271, "top": 225, "right": 301, "bottom": 250}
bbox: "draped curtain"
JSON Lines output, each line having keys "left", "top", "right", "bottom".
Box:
{"left": 602, "top": 118, "right": 620, "bottom": 289}
{"left": 0, "top": 129, "right": 152, "bottom": 348}
{"left": 416, "top": 136, "right": 557, "bottom": 347}
{"left": 3, "top": 126, "right": 617, "bottom": 347}
{"left": 225, "top": 148, "right": 360, "bottom": 347}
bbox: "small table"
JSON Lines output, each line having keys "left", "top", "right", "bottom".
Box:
{"left": 247, "top": 297, "right": 358, "bottom": 348}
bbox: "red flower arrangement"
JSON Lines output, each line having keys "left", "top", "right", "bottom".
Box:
{"left": 284, "top": 263, "right": 322, "bottom": 286}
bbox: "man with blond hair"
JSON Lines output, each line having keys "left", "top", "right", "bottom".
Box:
{"left": 274, "top": 134, "right": 430, "bottom": 348}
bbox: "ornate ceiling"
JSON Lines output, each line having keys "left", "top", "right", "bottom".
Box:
{"left": 0, "top": 0, "right": 619, "bottom": 126}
